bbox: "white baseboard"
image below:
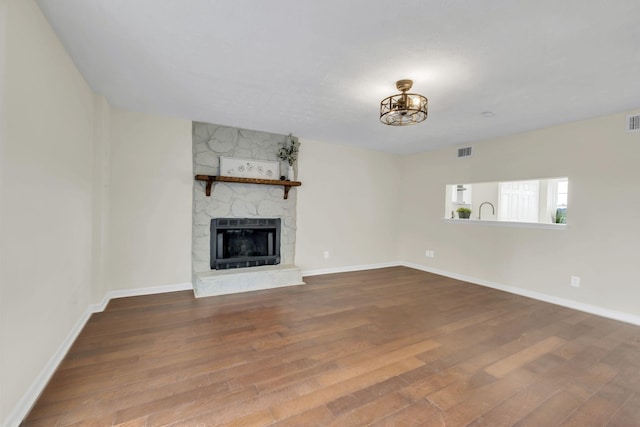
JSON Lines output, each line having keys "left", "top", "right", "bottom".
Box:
{"left": 302, "top": 261, "right": 400, "bottom": 277}
{"left": 4, "top": 281, "right": 194, "bottom": 427}
{"left": 400, "top": 261, "right": 640, "bottom": 327}
{"left": 3, "top": 305, "right": 93, "bottom": 427}
{"left": 91, "top": 282, "right": 193, "bottom": 313}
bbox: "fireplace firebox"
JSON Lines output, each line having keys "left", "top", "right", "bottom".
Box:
{"left": 210, "top": 218, "right": 281, "bottom": 270}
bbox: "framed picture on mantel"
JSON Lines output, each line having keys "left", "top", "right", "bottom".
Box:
{"left": 220, "top": 157, "right": 280, "bottom": 180}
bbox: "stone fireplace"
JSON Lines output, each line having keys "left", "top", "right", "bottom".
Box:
{"left": 192, "top": 122, "right": 303, "bottom": 297}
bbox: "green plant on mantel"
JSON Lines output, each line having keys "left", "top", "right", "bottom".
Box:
{"left": 278, "top": 134, "right": 300, "bottom": 166}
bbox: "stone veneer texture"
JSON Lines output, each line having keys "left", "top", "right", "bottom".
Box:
{"left": 192, "top": 122, "right": 298, "bottom": 274}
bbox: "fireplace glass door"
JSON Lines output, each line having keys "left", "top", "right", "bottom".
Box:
{"left": 210, "top": 218, "right": 281, "bottom": 269}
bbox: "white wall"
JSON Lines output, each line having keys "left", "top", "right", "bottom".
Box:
{"left": 0, "top": 0, "right": 8, "bottom": 421}
{"left": 0, "top": 0, "right": 95, "bottom": 423}
{"left": 296, "top": 139, "right": 401, "bottom": 273}
{"left": 0, "top": 3, "right": 192, "bottom": 422}
{"left": 399, "top": 109, "right": 640, "bottom": 317}
{"left": 107, "top": 109, "right": 192, "bottom": 291}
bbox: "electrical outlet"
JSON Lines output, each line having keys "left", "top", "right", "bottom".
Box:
{"left": 570, "top": 276, "right": 581, "bottom": 288}
{"left": 425, "top": 250, "right": 435, "bottom": 258}
{"left": 323, "top": 251, "right": 330, "bottom": 259}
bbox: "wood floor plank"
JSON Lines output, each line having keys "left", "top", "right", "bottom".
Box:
{"left": 325, "top": 376, "right": 409, "bottom": 416}
{"left": 368, "top": 398, "right": 439, "bottom": 426}
{"left": 426, "top": 370, "right": 497, "bottom": 411}
{"left": 20, "top": 266, "right": 640, "bottom": 426}
{"left": 512, "top": 389, "right": 583, "bottom": 426}
{"left": 268, "top": 405, "right": 334, "bottom": 427}
{"left": 172, "top": 408, "right": 275, "bottom": 427}
{"left": 268, "top": 357, "right": 424, "bottom": 421}
{"left": 421, "top": 368, "right": 540, "bottom": 426}
{"left": 326, "top": 391, "right": 411, "bottom": 427}
{"left": 560, "top": 384, "right": 632, "bottom": 426}
{"left": 468, "top": 379, "right": 567, "bottom": 426}
{"left": 485, "top": 336, "right": 566, "bottom": 378}
{"left": 607, "top": 392, "right": 640, "bottom": 426}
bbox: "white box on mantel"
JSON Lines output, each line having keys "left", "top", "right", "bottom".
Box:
{"left": 219, "top": 156, "right": 280, "bottom": 180}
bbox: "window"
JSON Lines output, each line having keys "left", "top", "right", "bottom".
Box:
{"left": 445, "top": 177, "right": 568, "bottom": 225}
{"left": 498, "top": 180, "right": 539, "bottom": 222}
{"left": 556, "top": 180, "right": 568, "bottom": 207}
{"left": 550, "top": 178, "right": 568, "bottom": 223}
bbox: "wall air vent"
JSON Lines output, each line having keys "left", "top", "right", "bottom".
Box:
{"left": 457, "top": 147, "right": 472, "bottom": 158}
{"left": 627, "top": 114, "right": 640, "bottom": 133}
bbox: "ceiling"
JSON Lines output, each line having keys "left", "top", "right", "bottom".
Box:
{"left": 37, "top": 0, "right": 640, "bottom": 154}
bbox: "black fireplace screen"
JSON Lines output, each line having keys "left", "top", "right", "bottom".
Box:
{"left": 210, "top": 218, "right": 281, "bottom": 269}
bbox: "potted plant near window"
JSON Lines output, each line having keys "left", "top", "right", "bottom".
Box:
{"left": 456, "top": 207, "right": 472, "bottom": 219}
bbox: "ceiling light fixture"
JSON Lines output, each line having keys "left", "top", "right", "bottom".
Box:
{"left": 380, "top": 79, "right": 428, "bottom": 126}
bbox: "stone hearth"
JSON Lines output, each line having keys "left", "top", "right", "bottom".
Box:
{"left": 193, "top": 264, "right": 304, "bottom": 297}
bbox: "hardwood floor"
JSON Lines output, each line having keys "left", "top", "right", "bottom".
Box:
{"left": 23, "top": 267, "right": 640, "bottom": 426}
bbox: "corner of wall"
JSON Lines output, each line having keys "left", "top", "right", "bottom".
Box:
{"left": 91, "top": 94, "right": 111, "bottom": 303}
{"left": 105, "top": 109, "right": 192, "bottom": 293}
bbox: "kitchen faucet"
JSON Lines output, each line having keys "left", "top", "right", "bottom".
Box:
{"left": 478, "top": 201, "right": 495, "bottom": 220}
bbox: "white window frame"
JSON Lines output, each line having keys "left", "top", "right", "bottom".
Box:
{"left": 498, "top": 180, "right": 540, "bottom": 222}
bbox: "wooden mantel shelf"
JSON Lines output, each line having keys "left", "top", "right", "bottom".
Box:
{"left": 195, "top": 175, "right": 302, "bottom": 199}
